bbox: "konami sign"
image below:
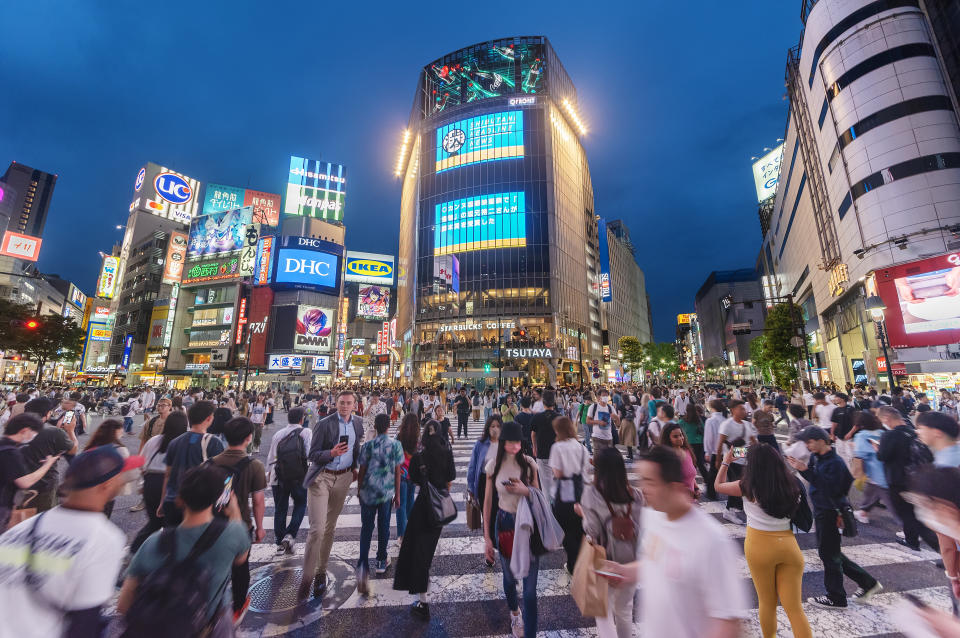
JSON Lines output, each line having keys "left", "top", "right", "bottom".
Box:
{"left": 505, "top": 348, "right": 557, "bottom": 359}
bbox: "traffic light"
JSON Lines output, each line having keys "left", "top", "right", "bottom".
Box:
{"left": 25, "top": 319, "right": 38, "bottom": 330}
{"left": 484, "top": 362, "right": 491, "bottom": 374}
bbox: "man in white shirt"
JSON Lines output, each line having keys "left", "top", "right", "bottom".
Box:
{"left": 672, "top": 388, "right": 690, "bottom": 416}
{"left": 714, "top": 400, "right": 757, "bottom": 524}
{"left": 813, "top": 392, "right": 835, "bottom": 428}
{"left": 140, "top": 386, "right": 156, "bottom": 414}
{"left": 266, "top": 406, "right": 313, "bottom": 554}
{"left": 647, "top": 404, "right": 676, "bottom": 447}
{"left": 531, "top": 388, "right": 544, "bottom": 414}
{"left": 600, "top": 445, "right": 747, "bottom": 638}
{"left": 362, "top": 392, "right": 388, "bottom": 442}
{"left": 802, "top": 389, "right": 815, "bottom": 420}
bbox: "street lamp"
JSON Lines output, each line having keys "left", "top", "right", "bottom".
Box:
{"left": 865, "top": 295, "right": 896, "bottom": 390}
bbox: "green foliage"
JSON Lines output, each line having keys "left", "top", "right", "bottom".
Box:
{"left": 640, "top": 342, "right": 681, "bottom": 378}
{"left": 750, "top": 302, "right": 807, "bottom": 388}
{"left": 0, "top": 300, "right": 35, "bottom": 352}
{"left": 18, "top": 312, "right": 86, "bottom": 382}
{"left": 617, "top": 336, "right": 645, "bottom": 374}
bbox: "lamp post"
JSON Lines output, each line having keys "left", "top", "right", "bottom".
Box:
{"left": 865, "top": 295, "right": 896, "bottom": 391}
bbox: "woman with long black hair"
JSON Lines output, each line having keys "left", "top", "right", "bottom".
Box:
{"left": 393, "top": 420, "right": 456, "bottom": 620}
{"left": 131, "top": 410, "right": 188, "bottom": 550}
{"left": 715, "top": 443, "right": 811, "bottom": 638}
{"left": 659, "top": 422, "right": 700, "bottom": 498}
{"left": 395, "top": 412, "right": 421, "bottom": 544}
{"left": 483, "top": 422, "right": 540, "bottom": 638}
{"left": 467, "top": 414, "right": 503, "bottom": 567}
{"left": 678, "top": 402, "right": 709, "bottom": 487}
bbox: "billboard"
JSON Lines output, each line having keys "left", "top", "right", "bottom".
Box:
{"left": 433, "top": 254, "right": 460, "bottom": 293}
{"left": 0, "top": 231, "right": 42, "bottom": 261}
{"left": 267, "top": 354, "right": 331, "bottom": 373}
{"left": 357, "top": 285, "right": 390, "bottom": 320}
{"left": 435, "top": 111, "right": 524, "bottom": 172}
{"left": 203, "top": 184, "right": 281, "bottom": 226}
{"left": 752, "top": 144, "right": 784, "bottom": 203}
{"left": 434, "top": 192, "right": 526, "bottom": 256}
{"left": 273, "top": 236, "right": 342, "bottom": 294}
{"left": 120, "top": 334, "right": 134, "bottom": 370}
{"left": 96, "top": 256, "right": 119, "bottom": 299}
{"left": 284, "top": 156, "right": 347, "bottom": 222}
{"left": 875, "top": 252, "right": 960, "bottom": 348}
{"left": 294, "top": 305, "right": 335, "bottom": 352}
{"left": 162, "top": 231, "right": 188, "bottom": 284}
{"left": 677, "top": 313, "right": 696, "bottom": 325}
{"left": 88, "top": 325, "right": 112, "bottom": 342}
{"left": 344, "top": 252, "right": 395, "bottom": 285}
{"left": 188, "top": 207, "right": 253, "bottom": 255}
{"left": 238, "top": 224, "right": 261, "bottom": 277}
{"left": 254, "top": 235, "right": 274, "bottom": 285}
{"left": 247, "top": 286, "right": 273, "bottom": 367}
{"left": 147, "top": 304, "right": 169, "bottom": 348}
{"left": 131, "top": 163, "right": 201, "bottom": 224}
{"left": 597, "top": 217, "right": 612, "bottom": 302}
{"left": 182, "top": 256, "right": 240, "bottom": 284}
{"left": 68, "top": 284, "right": 87, "bottom": 309}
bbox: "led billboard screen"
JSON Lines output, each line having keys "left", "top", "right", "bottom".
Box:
{"left": 273, "top": 236, "right": 342, "bottom": 294}
{"left": 598, "top": 217, "right": 612, "bottom": 302}
{"left": 162, "top": 231, "right": 188, "bottom": 284}
{"left": 284, "top": 156, "right": 347, "bottom": 222}
{"left": 188, "top": 207, "right": 253, "bottom": 255}
{"left": 434, "top": 192, "right": 525, "bottom": 256}
{"left": 344, "top": 252, "right": 395, "bottom": 285}
{"left": 358, "top": 285, "right": 390, "bottom": 320}
{"left": 203, "top": 184, "right": 280, "bottom": 226}
{"left": 132, "top": 163, "right": 201, "bottom": 224}
{"left": 294, "top": 305, "right": 335, "bottom": 352}
{"left": 182, "top": 256, "right": 241, "bottom": 284}
{"left": 876, "top": 252, "right": 960, "bottom": 347}
{"left": 268, "top": 354, "right": 331, "bottom": 373}
{"left": 97, "top": 256, "right": 119, "bottom": 299}
{"left": 752, "top": 144, "right": 784, "bottom": 203}
{"left": 435, "top": 111, "right": 524, "bottom": 172}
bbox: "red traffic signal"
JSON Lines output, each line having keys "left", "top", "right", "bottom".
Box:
{"left": 25, "top": 319, "right": 39, "bottom": 330}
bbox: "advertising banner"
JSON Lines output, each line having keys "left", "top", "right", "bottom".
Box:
{"left": 677, "top": 313, "right": 695, "bottom": 325}
{"left": 875, "top": 252, "right": 960, "bottom": 348}
{"left": 254, "top": 235, "right": 274, "bottom": 285}
{"left": 68, "top": 284, "right": 87, "bottom": 309}
{"left": 434, "top": 192, "right": 526, "bottom": 256}
{"left": 344, "top": 251, "right": 395, "bottom": 285}
{"left": 357, "top": 285, "right": 389, "bottom": 320}
{"left": 120, "top": 334, "right": 134, "bottom": 370}
{"left": 435, "top": 111, "right": 524, "bottom": 172}
{"left": 204, "top": 184, "right": 281, "bottom": 227}
{"left": 0, "top": 231, "right": 42, "bottom": 261}
{"left": 273, "top": 236, "right": 342, "bottom": 294}
{"left": 162, "top": 231, "right": 188, "bottom": 284}
{"left": 268, "top": 354, "right": 331, "bottom": 373}
{"left": 81, "top": 321, "right": 111, "bottom": 372}
{"left": 238, "top": 224, "right": 261, "bottom": 277}
{"left": 597, "top": 217, "right": 612, "bottom": 302}
{"left": 284, "top": 156, "right": 347, "bottom": 222}
{"left": 247, "top": 286, "right": 273, "bottom": 367}
{"left": 147, "top": 304, "right": 170, "bottom": 348}
{"left": 188, "top": 207, "right": 254, "bottom": 255}
{"left": 352, "top": 354, "right": 371, "bottom": 366}
{"left": 88, "top": 325, "right": 112, "bottom": 342}
{"left": 96, "top": 256, "right": 119, "bottom": 299}
{"left": 133, "top": 163, "right": 201, "bottom": 224}
{"left": 432, "top": 254, "right": 460, "bottom": 292}
{"left": 752, "top": 144, "right": 784, "bottom": 203}
{"left": 294, "top": 305, "right": 335, "bottom": 352}
{"left": 182, "top": 256, "right": 241, "bottom": 285}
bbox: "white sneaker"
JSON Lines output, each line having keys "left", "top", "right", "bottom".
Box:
{"left": 722, "top": 509, "right": 743, "bottom": 525}
{"left": 896, "top": 531, "right": 906, "bottom": 540}
{"left": 853, "top": 510, "right": 870, "bottom": 525}
{"left": 510, "top": 611, "right": 524, "bottom": 638}
{"left": 282, "top": 534, "right": 295, "bottom": 555}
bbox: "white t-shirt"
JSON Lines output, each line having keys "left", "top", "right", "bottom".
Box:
{"left": 266, "top": 424, "right": 313, "bottom": 486}
{"left": 717, "top": 418, "right": 755, "bottom": 465}
{"left": 589, "top": 402, "right": 615, "bottom": 441}
{"left": 0, "top": 507, "right": 125, "bottom": 638}
{"left": 141, "top": 434, "right": 167, "bottom": 473}
{"left": 532, "top": 400, "right": 545, "bottom": 414}
{"left": 548, "top": 438, "right": 590, "bottom": 477}
{"left": 742, "top": 498, "right": 791, "bottom": 532}
{"left": 814, "top": 403, "right": 835, "bottom": 427}
{"left": 639, "top": 506, "right": 748, "bottom": 638}
{"left": 803, "top": 392, "right": 814, "bottom": 406}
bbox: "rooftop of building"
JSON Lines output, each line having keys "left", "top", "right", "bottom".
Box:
{"left": 694, "top": 268, "right": 760, "bottom": 302}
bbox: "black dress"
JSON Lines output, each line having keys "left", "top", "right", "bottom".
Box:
{"left": 393, "top": 441, "right": 456, "bottom": 594}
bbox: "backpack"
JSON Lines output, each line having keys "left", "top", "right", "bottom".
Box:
{"left": 905, "top": 429, "right": 934, "bottom": 472}
{"left": 120, "top": 517, "right": 229, "bottom": 638}
{"left": 472, "top": 394, "right": 480, "bottom": 407}
{"left": 121, "top": 403, "right": 131, "bottom": 416}
{"left": 606, "top": 497, "right": 637, "bottom": 542}
{"left": 275, "top": 428, "right": 307, "bottom": 488}
{"left": 205, "top": 456, "right": 254, "bottom": 518}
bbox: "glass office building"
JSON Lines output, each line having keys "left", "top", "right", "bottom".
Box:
{"left": 397, "top": 36, "right": 601, "bottom": 386}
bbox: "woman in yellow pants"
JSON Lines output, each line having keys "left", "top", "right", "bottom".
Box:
{"left": 716, "top": 443, "right": 812, "bottom": 638}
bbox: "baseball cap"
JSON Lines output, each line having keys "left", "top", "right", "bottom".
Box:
{"left": 61, "top": 446, "right": 145, "bottom": 490}
{"left": 796, "top": 426, "right": 831, "bottom": 444}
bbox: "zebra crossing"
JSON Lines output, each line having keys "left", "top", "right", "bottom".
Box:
{"left": 235, "top": 415, "right": 953, "bottom": 638}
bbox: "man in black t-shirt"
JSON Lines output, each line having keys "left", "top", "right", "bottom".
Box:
{"left": 21, "top": 398, "right": 78, "bottom": 512}
{"left": 829, "top": 393, "right": 855, "bottom": 466}
{"left": 454, "top": 388, "right": 471, "bottom": 440}
{"left": 529, "top": 389, "right": 560, "bottom": 503}
{"left": 0, "top": 414, "right": 61, "bottom": 528}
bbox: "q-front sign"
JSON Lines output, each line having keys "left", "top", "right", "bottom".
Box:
{"left": 505, "top": 347, "right": 556, "bottom": 359}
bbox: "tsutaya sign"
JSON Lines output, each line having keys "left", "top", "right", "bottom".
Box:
{"left": 505, "top": 347, "right": 557, "bottom": 359}
{"left": 439, "top": 320, "right": 515, "bottom": 332}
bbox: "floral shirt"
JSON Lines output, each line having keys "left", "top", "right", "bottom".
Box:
{"left": 357, "top": 435, "right": 404, "bottom": 505}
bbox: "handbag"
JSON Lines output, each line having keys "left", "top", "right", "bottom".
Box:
{"left": 789, "top": 479, "right": 813, "bottom": 533}
{"left": 835, "top": 499, "right": 858, "bottom": 538}
{"left": 498, "top": 529, "right": 515, "bottom": 559}
{"left": 419, "top": 463, "right": 457, "bottom": 528}
{"left": 571, "top": 538, "right": 608, "bottom": 618}
{"left": 465, "top": 494, "right": 482, "bottom": 531}
{"left": 6, "top": 490, "right": 38, "bottom": 531}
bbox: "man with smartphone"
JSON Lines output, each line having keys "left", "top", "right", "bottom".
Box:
{"left": 714, "top": 400, "right": 757, "bottom": 524}
{"left": 299, "top": 390, "right": 364, "bottom": 602}
{"left": 22, "top": 397, "right": 78, "bottom": 512}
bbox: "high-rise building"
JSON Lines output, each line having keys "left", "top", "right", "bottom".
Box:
{"left": 921, "top": 0, "right": 960, "bottom": 109}
{"left": 0, "top": 161, "right": 57, "bottom": 238}
{"left": 760, "top": 0, "right": 960, "bottom": 388}
{"left": 694, "top": 269, "right": 766, "bottom": 370}
{"left": 396, "top": 36, "right": 607, "bottom": 387}
{"left": 604, "top": 219, "right": 653, "bottom": 350}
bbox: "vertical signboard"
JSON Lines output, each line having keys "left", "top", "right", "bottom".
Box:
{"left": 120, "top": 334, "right": 134, "bottom": 370}
{"left": 162, "top": 231, "right": 188, "bottom": 284}
{"left": 254, "top": 235, "right": 274, "bottom": 285}
{"left": 238, "top": 224, "right": 261, "bottom": 277}
{"left": 97, "top": 256, "right": 120, "bottom": 299}
{"left": 597, "top": 217, "right": 612, "bottom": 302}
{"left": 248, "top": 286, "right": 273, "bottom": 367}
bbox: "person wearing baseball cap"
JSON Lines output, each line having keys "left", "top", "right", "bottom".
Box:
{"left": 787, "top": 426, "right": 881, "bottom": 608}
{"left": 916, "top": 411, "right": 960, "bottom": 468}
{"left": 0, "top": 446, "right": 144, "bottom": 638}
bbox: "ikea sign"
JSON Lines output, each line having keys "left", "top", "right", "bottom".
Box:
{"left": 344, "top": 251, "right": 395, "bottom": 285}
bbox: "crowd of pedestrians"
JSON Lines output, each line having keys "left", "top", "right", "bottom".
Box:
{"left": 1, "top": 379, "right": 960, "bottom": 637}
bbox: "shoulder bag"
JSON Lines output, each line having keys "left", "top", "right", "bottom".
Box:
{"left": 420, "top": 462, "right": 457, "bottom": 528}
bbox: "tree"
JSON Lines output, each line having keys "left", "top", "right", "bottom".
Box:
{"left": 618, "top": 336, "right": 645, "bottom": 378}
{"left": 640, "top": 342, "right": 681, "bottom": 379}
{"left": 0, "top": 299, "right": 34, "bottom": 352}
{"left": 753, "top": 302, "right": 807, "bottom": 388}
{"left": 18, "top": 312, "right": 86, "bottom": 382}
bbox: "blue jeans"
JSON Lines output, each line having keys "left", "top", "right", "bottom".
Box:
{"left": 272, "top": 483, "right": 307, "bottom": 544}
{"left": 122, "top": 416, "right": 134, "bottom": 433}
{"left": 396, "top": 477, "right": 416, "bottom": 538}
{"left": 496, "top": 510, "right": 539, "bottom": 636}
{"left": 484, "top": 407, "right": 492, "bottom": 422}
{"left": 359, "top": 500, "right": 392, "bottom": 566}
{"left": 581, "top": 422, "right": 593, "bottom": 452}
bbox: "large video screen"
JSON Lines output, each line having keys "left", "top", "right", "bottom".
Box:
{"left": 875, "top": 252, "right": 960, "bottom": 348}
{"left": 284, "top": 156, "right": 347, "bottom": 222}
{"left": 436, "top": 111, "right": 524, "bottom": 173}
{"left": 188, "top": 207, "right": 253, "bottom": 256}
{"left": 273, "top": 246, "right": 341, "bottom": 295}
{"left": 358, "top": 285, "right": 390, "bottom": 320}
{"left": 434, "top": 192, "right": 526, "bottom": 256}
{"left": 426, "top": 43, "right": 545, "bottom": 115}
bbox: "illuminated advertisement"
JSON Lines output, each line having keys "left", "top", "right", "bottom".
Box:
{"left": 238, "top": 224, "right": 261, "bottom": 277}
{"left": 851, "top": 358, "right": 867, "bottom": 384}
{"left": 92, "top": 305, "right": 110, "bottom": 322}
{"left": 203, "top": 184, "right": 281, "bottom": 226}
{"left": 120, "top": 334, "right": 134, "bottom": 370}
{"left": 752, "top": 144, "right": 784, "bottom": 203}
{"left": 435, "top": 111, "right": 524, "bottom": 172}
{"left": 434, "top": 192, "right": 525, "bottom": 256}
{"left": 876, "top": 252, "right": 960, "bottom": 347}
{"left": 0, "top": 231, "right": 42, "bottom": 262}
{"left": 344, "top": 251, "right": 394, "bottom": 285}
{"left": 294, "top": 305, "right": 335, "bottom": 352}
{"left": 426, "top": 42, "right": 545, "bottom": 114}
{"left": 284, "top": 156, "right": 347, "bottom": 222}
{"left": 132, "top": 163, "right": 201, "bottom": 224}
{"left": 182, "top": 256, "right": 240, "bottom": 284}
{"left": 597, "top": 217, "right": 612, "bottom": 302}
{"left": 81, "top": 322, "right": 111, "bottom": 372}
{"left": 188, "top": 207, "right": 253, "bottom": 255}
{"left": 88, "top": 325, "right": 112, "bottom": 342}
{"left": 358, "top": 285, "right": 390, "bottom": 320}
{"left": 273, "top": 236, "right": 342, "bottom": 294}
{"left": 677, "top": 313, "right": 696, "bottom": 325}
{"left": 68, "top": 284, "right": 87, "bottom": 309}
{"left": 268, "top": 354, "right": 331, "bottom": 373}
{"left": 97, "top": 256, "right": 119, "bottom": 299}
{"left": 254, "top": 235, "right": 274, "bottom": 285}
{"left": 162, "top": 231, "right": 188, "bottom": 284}
{"left": 433, "top": 254, "right": 460, "bottom": 293}
{"left": 147, "top": 304, "right": 169, "bottom": 348}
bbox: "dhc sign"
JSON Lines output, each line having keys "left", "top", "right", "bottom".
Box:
{"left": 344, "top": 250, "right": 395, "bottom": 285}
{"left": 154, "top": 172, "right": 193, "bottom": 204}
{"left": 273, "top": 247, "right": 341, "bottom": 294}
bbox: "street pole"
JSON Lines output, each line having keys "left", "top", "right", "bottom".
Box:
{"left": 877, "top": 320, "right": 896, "bottom": 390}
{"left": 242, "top": 328, "right": 251, "bottom": 393}
{"left": 577, "top": 328, "right": 584, "bottom": 390}
{"left": 497, "top": 316, "right": 503, "bottom": 392}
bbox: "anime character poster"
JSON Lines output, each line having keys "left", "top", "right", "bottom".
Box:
{"left": 357, "top": 285, "right": 390, "bottom": 320}
{"left": 188, "top": 206, "right": 254, "bottom": 255}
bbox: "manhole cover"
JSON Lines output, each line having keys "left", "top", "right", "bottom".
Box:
{"left": 249, "top": 566, "right": 307, "bottom": 613}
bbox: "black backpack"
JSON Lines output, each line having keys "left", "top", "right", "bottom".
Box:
{"left": 121, "top": 517, "right": 229, "bottom": 638}
{"left": 905, "top": 429, "right": 934, "bottom": 472}
{"left": 274, "top": 428, "right": 307, "bottom": 488}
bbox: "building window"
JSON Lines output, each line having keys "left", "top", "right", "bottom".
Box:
{"left": 826, "top": 43, "right": 935, "bottom": 102}
{"left": 818, "top": 99, "right": 829, "bottom": 129}
{"left": 849, "top": 152, "right": 960, "bottom": 202}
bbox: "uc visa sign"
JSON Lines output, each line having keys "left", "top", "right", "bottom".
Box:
{"left": 344, "top": 251, "right": 395, "bottom": 285}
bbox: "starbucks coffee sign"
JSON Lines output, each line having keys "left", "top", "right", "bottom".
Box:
{"left": 505, "top": 348, "right": 556, "bottom": 359}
